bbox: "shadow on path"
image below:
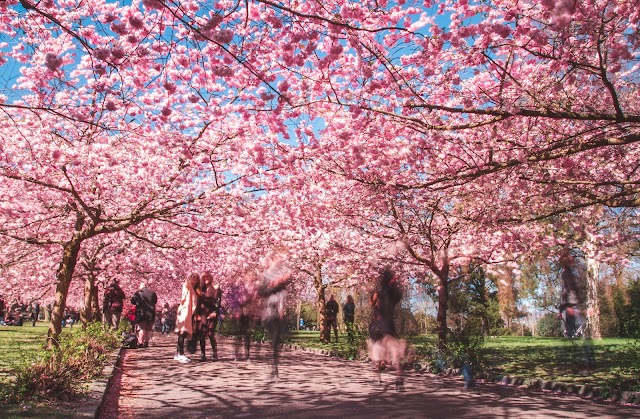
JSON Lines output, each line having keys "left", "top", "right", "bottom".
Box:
{"left": 99, "top": 334, "right": 638, "bottom": 419}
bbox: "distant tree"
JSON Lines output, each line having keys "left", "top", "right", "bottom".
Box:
{"left": 536, "top": 313, "right": 562, "bottom": 338}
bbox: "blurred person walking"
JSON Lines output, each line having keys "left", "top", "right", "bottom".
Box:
{"left": 231, "top": 278, "right": 257, "bottom": 361}
{"left": 368, "top": 268, "right": 406, "bottom": 390}
{"left": 30, "top": 301, "right": 40, "bottom": 326}
{"left": 161, "top": 302, "right": 171, "bottom": 334}
{"left": 258, "top": 256, "right": 291, "bottom": 379}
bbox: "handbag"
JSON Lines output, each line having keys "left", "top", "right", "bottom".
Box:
{"left": 187, "top": 337, "right": 197, "bottom": 354}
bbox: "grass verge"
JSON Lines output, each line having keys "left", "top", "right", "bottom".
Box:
{"left": 0, "top": 322, "right": 120, "bottom": 417}
{"left": 285, "top": 331, "right": 640, "bottom": 392}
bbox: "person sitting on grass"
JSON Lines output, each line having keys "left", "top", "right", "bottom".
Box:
{"left": 3, "top": 310, "right": 23, "bottom": 326}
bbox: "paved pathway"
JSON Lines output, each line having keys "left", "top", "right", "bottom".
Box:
{"left": 98, "top": 333, "right": 639, "bottom": 419}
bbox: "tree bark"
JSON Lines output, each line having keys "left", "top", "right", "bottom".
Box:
{"left": 80, "top": 273, "right": 96, "bottom": 327}
{"left": 585, "top": 255, "right": 602, "bottom": 339}
{"left": 436, "top": 273, "right": 448, "bottom": 349}
{"left": 91, "top": 282, "right": 101, "bottom": 322}
{"left": 497, "top": 269, "right": 516, "bottom": 329}
{"left": 312, "top": 264, "right": 328, "bottom": 342}
{"left": 47, "top": 237, "right": 82, "bottom": 348}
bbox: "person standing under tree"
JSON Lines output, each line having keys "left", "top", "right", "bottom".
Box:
{"left": 174, "top": 273, "right": 199, "bottom": 363}
{"left": 343, "top": 295, "right": 356, "bottom": 342}
{"left": 194, "top": 272, "right": 222, "bottom": 361}
{"left": 31, "top": 301, "right": 40, "bottom": 326}
{"left": 325, "top": 295, "right": 339, "bottom": 342}
{"left": 161, "top": 302, "right": 171, "bottom": 334}
{"left": 103, "top": 278, "right": 126, "bottom": 330}
{"left": 131, "top": 283, "right": 157, "bottom": 348}
{"left": 558, "top": 249, "right": 584, "bottom": 338}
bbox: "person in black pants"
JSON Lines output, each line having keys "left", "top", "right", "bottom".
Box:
{"left": 343, "top": 295, "right": 356, "bottom": 342}
{"left": 325, "top": 295, "right": 339, "bottom": 342}
{"left": 174, "top": 273, "right": 199, "bottom": 363}
{"left": 131, "top": 283, "right": 157, "bottom": 348}
{"left": 31, "top": 301, "right": 40, "bottom": 326}
{"left": 194, "top": 272, "right": 222, "bottom": 361}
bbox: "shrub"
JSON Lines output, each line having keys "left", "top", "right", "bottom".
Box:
{"left": 423, "top": 318, "right": 485, "bottom": 372}
{"left": 6, "top": 322, "right": 119, "bottom": 403}
{"left": 536, "top": 313, "right": 562, "bottom": 337}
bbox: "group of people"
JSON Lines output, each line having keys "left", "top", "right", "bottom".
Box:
{"left": 102, "top": 278, "right": 159, "bottom": 348}
{"left": 323, "top": 294, "right": 356, "bottom": 343}
{"left": 320, "top": 269, "right": 407, "bottom": 389}
{"left": 0, "top": 297, "right": 42, "bottom": 327}
{"left": 174, "top": 272, "right": 223, "bottom": 363}
{"left": 5, "top": 264, "right": 406, "bottom": 387}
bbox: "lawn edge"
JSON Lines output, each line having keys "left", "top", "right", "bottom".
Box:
{"left": 282, "top": 342, "right": 640, "bottom": 408}
{"left": 72, "top": 345, "right": 124, "bottom": 418}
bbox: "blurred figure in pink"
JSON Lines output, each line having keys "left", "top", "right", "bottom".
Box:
{"left": 230, "top": 275, "right": 258, "bottom": 362}
{"left": 367, "top": 268, "right": 408, "bottom": 390}
{"left": 258, "top": 256, "right": 291, "bottom": 379}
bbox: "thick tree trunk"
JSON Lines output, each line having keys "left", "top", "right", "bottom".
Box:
{"left": 47, "top": 238, "right": 82, "bottom": 348}
{"left": 91, "top": 283, "right": 101, "bottom": 323}
{"left": 312, "top": 264, "right": 328, "bottom": 342}
{"left": 585, "top": 255, "right": 602, "bottom": 339}
{"left": 80, "top": 274, "right": 96, "bottom": 328}
{"left": 436, "top": 274, "right": 448, "bottom": 349}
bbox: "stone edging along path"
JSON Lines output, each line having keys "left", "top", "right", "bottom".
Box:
{"left": 281, "top": 342, "right": 640, "bottom": 408}
{"left": 73, "top": 346, "right": 124, "bottom": 419}
{"left": 74, "top": 339, "right": 640, "bottom": 417}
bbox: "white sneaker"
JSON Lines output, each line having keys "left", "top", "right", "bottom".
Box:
{"left": 175, "top": 354, "right": 191, "bottom": 363}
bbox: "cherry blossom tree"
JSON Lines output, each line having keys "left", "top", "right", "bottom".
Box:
{"left": 2, "top": 0, "right": 639, "bottom": 350}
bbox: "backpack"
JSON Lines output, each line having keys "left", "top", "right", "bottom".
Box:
{"left": 122, "top": 333, "right": 138, "bottom": 349}
{"left": 187, "top": 337, "right": 197, "bottom": 354}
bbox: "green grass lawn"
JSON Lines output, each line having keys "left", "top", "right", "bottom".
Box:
{"left": 481, "top": 335, "right": 640, "bottom": 391}
{"left": 0, "top": 323, "right": 79, "bottom": 418}
{"left": 0, "top": 323, "right": 50, "bottom": 383}
{"left": 285, "top": 331, "right": 640, "bottom": 392}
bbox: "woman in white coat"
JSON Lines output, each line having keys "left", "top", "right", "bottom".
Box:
{"left": 174, "top": 273, "right": 199, "bottom": 363}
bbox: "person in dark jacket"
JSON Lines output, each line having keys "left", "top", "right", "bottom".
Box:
{"left": 325, "top": 295, "right": 339, "bottom": 342}
{"left": 343, "top": 295, "right": 356, "bottom": 342}
{"left": 30, "top": 301, "right": 40, "bottom": 326}
{"left": 131, "top": 283, "right": 157, "bottom": 348}
{"left": 193, "top": 272, "right": 222, "bottom": 361}
{"left": 103, "top": 279, "right": 126, "bottom": 330}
